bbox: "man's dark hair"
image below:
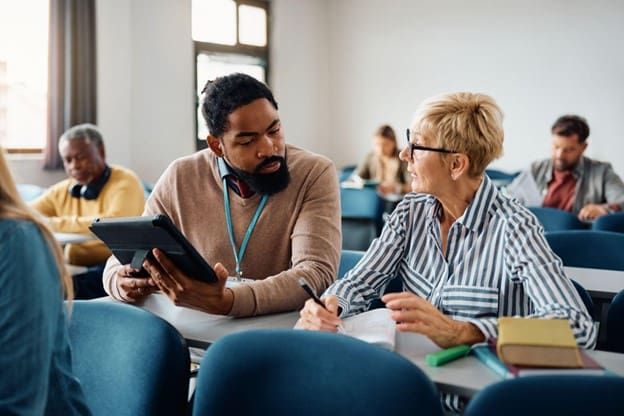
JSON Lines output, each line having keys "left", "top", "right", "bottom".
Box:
{"left": 200, "top": 73, "right": 278, "bottom": 138}
{"left": 551, "top": 115, "right": 590, "bottom": 143}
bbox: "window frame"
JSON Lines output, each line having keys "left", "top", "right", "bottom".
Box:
{"left": 193, "top": 0, "right": 270, "bottom": 150}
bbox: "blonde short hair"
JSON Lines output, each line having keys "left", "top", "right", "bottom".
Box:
{"left": 413, "top": 92, "right": 504, "bottom": 177}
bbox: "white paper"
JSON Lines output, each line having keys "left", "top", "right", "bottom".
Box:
{"left": 343, "top": 308, "right": 396, "bottom": 351}
{"left": 506, "top": 172, "right": 544, "bottom": 206}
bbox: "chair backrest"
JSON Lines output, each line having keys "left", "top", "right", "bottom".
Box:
{"left": 193, "top": 329, "right": 443, "bottom": 416}
{"left": 464, "top": 375, "right": 624, "bottom": 416}
{"left": 341, "top": 187, "right": 384, "bottom": 250}
{"left": 67, "top": 301, "right": 190, "bottom": 416}
{"left": 592, "top": 212, "right": 624, "bottom": 234}
{"left": 606, "top": 289, "right": 624, "bottom": 353}
{"left": 338, "top": 249, "right": 365, "bottom": 279}
{"left": 545, "top": 230, "right": 624, "bottom": 271}
{"left": 485, "top": 168, "right": 519, "bottom": 187}
{"left": 17, "top": 183, "right": 45, "bottom": 202}
{"left": 142, "top": 180, "right": 153, "bottom": 200}
{"left": 528, "top": 206, "right": 587, "bottom": 232}
{"left": 570, "top": 279, "right": 594, "bottom": 319}
{"left": 338, "top": 164, "right": 357, "bottom": 182}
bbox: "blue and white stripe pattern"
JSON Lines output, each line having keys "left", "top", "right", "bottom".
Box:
{"left": 325, "top": 175, "right": 597, "bottom": 348}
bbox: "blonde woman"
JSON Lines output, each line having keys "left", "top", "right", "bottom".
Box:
{"left": 0, "top": 149, "right": 90, "bottom": 415}
{"left": 299, "top": 93, "right": 596, "bottom": 413}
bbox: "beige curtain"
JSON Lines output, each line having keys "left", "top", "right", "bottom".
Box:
{"left": 44, "top": 0, "right": 97, "bottom": 169}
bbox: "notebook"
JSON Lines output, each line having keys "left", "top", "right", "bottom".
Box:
{"left": 342, "top": 308, "right": 396, "bottom": 351}
{"left": 294, "top": 308, "right": 396, "bottom": 351}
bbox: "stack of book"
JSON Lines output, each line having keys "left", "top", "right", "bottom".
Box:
{"left": 473, "top": 317, "right": 605, "bottom": 378}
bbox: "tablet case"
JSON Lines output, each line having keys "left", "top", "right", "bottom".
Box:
{"left": 89, "top": 214, "right": 217, "bottom": 283}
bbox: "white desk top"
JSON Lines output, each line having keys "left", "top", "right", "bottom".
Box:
{"left": 54, "top": 232, "right": 95, "bottom": 245}
{"left": 565, "top": 266, "right": 624, "bottom": 299}
{"left": 107, "top": 294, "right": 624, "bottom": 398}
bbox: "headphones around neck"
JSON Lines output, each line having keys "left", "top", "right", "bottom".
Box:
{"left": 69, "top": 165, "right": 111, "bottom": 200}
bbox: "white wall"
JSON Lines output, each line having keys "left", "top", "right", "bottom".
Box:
{"left": 97, "top": 0, "right": 195, "bottom": 185}
{"left": 10, "top": 0, "right": 624, "bottom": 186}
{"left": 270, "top": 0, "right": 330, "bottom": 156}
{"left": 322, "top": 0, "right": 624, "bottom": 175}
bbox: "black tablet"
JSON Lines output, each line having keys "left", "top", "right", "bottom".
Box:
{"left": 89, "top": 214, "right": 217, "bottom": 283}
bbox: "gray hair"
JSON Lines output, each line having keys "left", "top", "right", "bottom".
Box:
{"left": 59, "top": 123, "right": 104, "bottom": 147}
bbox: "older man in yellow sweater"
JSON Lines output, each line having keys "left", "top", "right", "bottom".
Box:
{"left": 32, "top": 123, "right": 145, "bottom": 298}
{"left": 103, "top": 73, "right": 341, "bottom": 317}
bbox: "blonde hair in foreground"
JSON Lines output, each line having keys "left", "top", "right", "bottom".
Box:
{"left": 0, "top": 148, "right": 73, "bottom": 300}
{"left": 414, "top": 92, "right": 504, "bottom": 178}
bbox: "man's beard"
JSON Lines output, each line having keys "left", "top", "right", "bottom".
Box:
{"left": 230, "top": 155, "right": 291, "bottom": 195}
{"left": 553, "top": 159, "right": 575, "bottom": 172}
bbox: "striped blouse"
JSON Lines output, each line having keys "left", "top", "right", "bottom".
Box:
{"left": 325, "top": 175, "right": 597, "bottom": 348}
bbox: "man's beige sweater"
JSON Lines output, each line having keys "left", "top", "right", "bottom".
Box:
{"left": 103, "top": 145, "right": 341, "bottom": 317}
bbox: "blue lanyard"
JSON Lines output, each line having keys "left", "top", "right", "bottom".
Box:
{"left": 223, "top": 178, "right": 268, "bottom": 278}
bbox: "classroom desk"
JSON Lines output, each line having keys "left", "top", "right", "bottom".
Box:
{"left": 53, "top": 232, "right": 94, "bottom": 245}
{"left": 565, "top": 266, "right": 624, "bottom": 300}
{"left": 108, "top": 294, "right": 624, "bottom": 398}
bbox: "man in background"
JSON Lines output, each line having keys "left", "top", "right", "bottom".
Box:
{"left": 32, "top": 123, "right": 145, "bottom": 298}
{"left": 507, "top": 114, "right": 624, "bottom": 220}
{"left": 103, "top": 73, "right": 341, "bottom": 317}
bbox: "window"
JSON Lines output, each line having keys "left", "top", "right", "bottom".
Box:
{"left": 192, "top": 0, "right": 269, "bottom": 149}
{"left": 0, "top": 0, "right": 49, "bottom": 153}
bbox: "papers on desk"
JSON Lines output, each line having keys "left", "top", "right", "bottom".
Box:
{"left": 139, "top": 293, "right": 229, "bottom": 327}
{"left": 340, "top": 179, "right": 380, "bottom": 189}
{"left": 293, "top": 308, "right": 396, "bottom": 350}
{"left": 54, "top": 232, "right": 95, "bottom": 245}
{"left": 343, "top": 308, "right": 396, "bottom": 350}
{"left": 505, "top": 172, "right": 543, "bottom": 206}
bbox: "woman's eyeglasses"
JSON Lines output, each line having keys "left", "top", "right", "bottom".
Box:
{"left": 405, "top": 129, "right": 457, "bottom": 160}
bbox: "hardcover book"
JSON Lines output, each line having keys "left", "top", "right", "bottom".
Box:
{"left": 472, "top": 340, "right": 605, "bottom": 378}
{"left": 497, "top": 317, "right": 582, "bottom": 367}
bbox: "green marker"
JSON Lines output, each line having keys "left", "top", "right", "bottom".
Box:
{"left": 426, "top": 345, "right": 471, "bottom": 367}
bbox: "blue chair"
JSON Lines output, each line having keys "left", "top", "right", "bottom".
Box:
{"left": 17, "top": 183, "right": 45, "bottom": 202}
{"left": 142, "top": 180, "right": 153, "bottom": 200}
{"left": 464, "top": 375, "right": 624, "bottom": 416}
{"left": 192, "top": 329, "right": 443, "bottom": 416}
{"left": 528, "top": 206, "right": 587, "bottom": 232}
{"left": 67, "top": 301, "right": 190, "bottom": 416}
{"left": 545, "top": 230, "right": 624, "bottom": 271}
{"left": 485, "top": 168, "right": 519, "bottom": 188}
{"left": 338, "top": 164, "right": 357, "bottom": 182}
{"left": 592, "top": 212, "right": 624, "bottom": 233}
{"left": 338, "top": 249, "right": 365, "bottom": 278}
{"left": 570, "top": 279, "right": 594, "bottom": 320}
{"left": 606, "top": 289, "right": 624, "bottom": 353}
{"left": 337, "top": 249, "right": 401, "bottom": 309}
{"left": 340, "top": 187, "right": 384, "bottom": 250}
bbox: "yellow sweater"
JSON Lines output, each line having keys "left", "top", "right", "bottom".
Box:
{"left": 31, "top": 165, "right": 145, "bottom": 266}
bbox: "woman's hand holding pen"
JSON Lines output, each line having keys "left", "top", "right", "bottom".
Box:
{"left": 298, "top": 295, "right": 344, "bottom": 332}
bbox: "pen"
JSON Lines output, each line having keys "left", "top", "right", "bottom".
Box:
{"left": 298, "top": 277, "right": 346, "bottom": 334}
